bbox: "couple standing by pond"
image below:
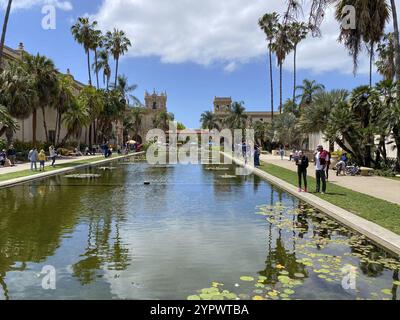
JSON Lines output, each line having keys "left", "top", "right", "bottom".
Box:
{"left": 295, "top": 145, "right": 330, "bottom": 195}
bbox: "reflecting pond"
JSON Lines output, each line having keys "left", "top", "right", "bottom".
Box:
{"left": 0, "top": 159, "right": 399, "bottom": 300}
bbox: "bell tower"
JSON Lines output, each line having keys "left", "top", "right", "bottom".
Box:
{"left": 145, "top": 90, "right": 167, "bottom": 111}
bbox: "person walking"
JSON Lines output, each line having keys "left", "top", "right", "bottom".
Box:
{"left": 296, "top": 151, "right": 309, "bottom": 192}
{"left": 7, "top": 144, "right": 16, "bottom": 166}
{"left": 315, "top": 145, "right": 328, "bottom": 194}
{"left": 279, "top": 146, "right": 285, "bottom": 160}
{"left": 38, "top": 149, "right": 46, "bottom": 172}
{"left": 254, "top": 145, "right": 261, "bottom": 167}
{"left": 325, "top": 150, "right": 331, "bottom": 181}
{"left": 49, "top": 145, "right": 57, "bottom": 167}
{"left": 28, "top": 147, "right": 38, "bottom": 171}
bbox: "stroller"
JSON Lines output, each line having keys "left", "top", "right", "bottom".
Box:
{"left": 336, "top": 160, "right": 360, "bottom": 176}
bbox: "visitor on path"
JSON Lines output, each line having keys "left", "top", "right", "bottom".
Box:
{"left": 314, "top": 145, "right": 328, "bottom": 194}
{"left": 7, "top": 144, "right": 16, "bottom": 166}
{"left": 49, "top": 145, "right": 57, "bottom": 167}
{"left": 254, "top": 145, "right": 261, "bottom": 167}
{"left": 28, "top": 147, "right": 38, "bottom": 171}
{"left": 279, "top": 146, "right": 285, "bottom": 160}
{"left": 38, "top": 149, "right": 46, "bottom": 172}
{"left": 296, "top": 151, "right": 309, "bottom": 192}
{"left": 325, "top": 150, "right": 331, "bottom": 181}
{"left": 0, "top": 149, "right": 6, "bottom": 166}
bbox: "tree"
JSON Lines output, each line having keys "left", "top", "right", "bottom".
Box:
{"left": 127, "top": 107, "right": 145, "bottom": 141}
{"left": 271, "top": 23, "right": 293, "bottom": 113}
{"left": 0, "top": 105, "right": 18, "bottom": 137}
{"left": 77, "top": 86, "right": 105, "bottom": 146}
{"left": 259, "top": 12, "right": 279, "bottom": 122}
{"left": 94, "top": 49, "right": 112, "bottom": 90}
{"left": 200, "top": 111, "right": 218, "bottom": 130}
{"left": 253, "top": 120, "right": 273, "bottom": 149}
{"left": 105, "top": 29, "right": 132, "bottom": 87}
{"left": 225, "top": 101, "right": 248, "bottom": 131}
{"left": 112, "top": 75, "right": 140, "bottom": 106}
{"left": 335, "top": 0, "right": 390, "bottom": 87}
{"left": 21, "top": 53, "right": 59, "bottom": 144}
{"left": 376, "top": 33, "right": 396, "bottom": 81}
{"left": 296, "top": 79, "right": 325, "bottom": 107}
{"left": 55, "top": 74, "right": 76, "bottom": 145}
{"left": 61, "top": 100, "right": 91, "bottom": 149}
{"left": 0, "top": 61, "right": 36, "bottom": 122}
{"left": 0, "top": 0, "right": 12, "bottom": 68}
{"left": 274, "top": 112, "right": 303, "bottom": 149}
{"left": 71, "top": 17, "right": 98, "bottom": 86}
{"left": 90, "top": 28, "right": 104, "bottom": 89}
{"left": 288, "top": 22, "right": 308, "bottom": 104}
{"left": 153, "top": 111, "right": 174, "bottom": 132}
{"left": 300, "top": 89, "right": 349, "bottom": 152}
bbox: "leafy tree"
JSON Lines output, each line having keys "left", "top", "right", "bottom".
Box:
{"left": 224, "top": 101, "right": 248, "bottom": 131}
{"left": 0, "top": 105, "right": 18, "bottom": 137}
{"left": 376, "top": 33, "right": 396, "bottom": 81}
{"left": 21, "top": 53, "right": 59, "bottom": 144}
{"left": 200, "top": 111, "right": 218, "bottom": 130}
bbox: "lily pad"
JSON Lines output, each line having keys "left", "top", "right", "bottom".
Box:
{"left": 187, "top": 295, "right": 201, "bottom": 300}
{"left": 240, "top": 276, "right": 255, "bottom": 282}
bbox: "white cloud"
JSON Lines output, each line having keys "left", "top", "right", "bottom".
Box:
{"left": 90, "top": 0, "right": 398, "bottom": 74}
{"left": 0, "top": 0, "right": 73, "bottom": 11}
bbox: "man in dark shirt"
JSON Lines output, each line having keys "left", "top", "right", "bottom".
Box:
{"left": 296, "top": 151, "right": 309, "bottom": 192}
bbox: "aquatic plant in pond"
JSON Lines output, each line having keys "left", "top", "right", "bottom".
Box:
{"left": 188, "top": 203, "right": 400, "bottom": 301}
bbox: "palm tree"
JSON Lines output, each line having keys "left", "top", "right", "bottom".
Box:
{"left": 296, "top": 79, "right": 325, "bottom": 107}
{"left": 271, "top": 23, "right": 293, "bottom": 114}
{"left": 336, "top": 0, "right": 390, "bottom": 87}
{"left": 129, "top": 107, "right": 145, "bottom": 141}
{"left": 105, "top": 29, "right": 132, "bottom": 87}
{"left": 200, "top": 111, "right": 218, "bottom": 130}
{"left": 153, "top": 111, "right": 174, "bottom": 132}
{"left": 71, "top": 17, "right": 98, "bottom": 86}
{"left": 61, "top": 101, "right": 91, "bottom": 149}
{"left": 112, "top": 75, "right": 141, "bottom": 106}
{"left": 0, "top": 61, "right": 36, "bottom": 122}
{"left": 94, "top": 49, "right": 111, "bottom": 90}
{"left": 225, "top": 101, "right": 248, "bottom": 130}
{"left": 0, "top": 105, "right": 18, "bottom": 137}
{"left": 55, "top": 74, "right": 76, "bottom": 145}
{"left": 288, "top": 22, "right": 308, "bottom": 104}
{"left": 390, "top": 0, "right": 400, "bottom": 94}
{"left": 376, "top": 33, "right": 396, "bottom": 81}
{"left": 0, "top": 0, "right": 12, "bottom": 68}
{"left": 90, "top": 28, "right": 104, "bottom": 89}
{"left": 259, "top": 12, "right": 279, "bottom": 122}
{"left": 21, "top": 53, "right": 59, "bottom": 144}
{"left": 77, "top": 86, "right": 105, "bottom": 147}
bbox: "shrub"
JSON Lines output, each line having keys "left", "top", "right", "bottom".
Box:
{"left": 0, "top": 138, "right": 6, "bottom": 151}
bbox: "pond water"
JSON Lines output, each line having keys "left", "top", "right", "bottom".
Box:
{"left": 0, "top": 159, "right": 399, "bottom": 300}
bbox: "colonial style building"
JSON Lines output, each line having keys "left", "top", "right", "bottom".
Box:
{"left": 213, "top": 97, "right": 273, "bottom": 126}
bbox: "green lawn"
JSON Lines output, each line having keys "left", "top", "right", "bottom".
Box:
{"left": 0, "top": 156, "right": 111, "bottom": 182}
{"left": 259, "top": 162, "right": 400, "bottom": 235}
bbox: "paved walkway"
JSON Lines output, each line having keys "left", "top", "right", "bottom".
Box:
{"left": 0, "top": 155, "right": 97, "bottom": 176}
{"left": 260, "top": 154, "right": 400, "bottom": 206}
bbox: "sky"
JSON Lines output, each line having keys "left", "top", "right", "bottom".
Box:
{"left": 1, "top": 0, "right": 397, "bottom": 128}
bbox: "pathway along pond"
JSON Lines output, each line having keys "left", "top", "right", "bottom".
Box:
{"left": 0, "top": 158, "right": 399, "bottom": 300}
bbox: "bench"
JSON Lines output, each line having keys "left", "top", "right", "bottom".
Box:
{"left": 360, "top": 167, "right": 374, "bottom": 176}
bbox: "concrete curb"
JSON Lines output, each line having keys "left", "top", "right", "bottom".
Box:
{"left": 222, "top": 152, "right": 400, "bottom": 257}
{"left": 0, "top": 152, "right": 145, "bottom": 190}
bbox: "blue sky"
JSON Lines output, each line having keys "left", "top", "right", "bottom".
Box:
{"left": 1, "top": 0, "right": 388, "bottom": 128}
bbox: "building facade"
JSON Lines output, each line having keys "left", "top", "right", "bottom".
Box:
{"left": 213, "top": 97, "right": 273, "bottom": 126}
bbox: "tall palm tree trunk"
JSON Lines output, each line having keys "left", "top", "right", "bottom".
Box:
{"left": 0, "top": 0, "right": 12, "bottom": 68}
{"left": 94, "top": 48, "right": 100, "bottom": 89}
{"left": 269, "top": 43, "right": 274, "bottom": 122}
{"left": 87, "top": 51, "right": 92, "bottom": 85}
{"left": 369, "top": 42, "right": 374, "bottom": 87}
{"left": 32, "top": 109, "right": 37, "bottom": 146}
{"left": 41, "top": 106, "right": 49, "bottom": 142}
{"left": 279, "top": 63, "right": 283, "bottom": 114}
{"left": 115, "top": 57, "right": 119, "bottom": 87}
{"left": 390, "top": 0, "right": 400, "bottom": 94}
{"left": 293, "top": 45, "right": 297, "bottom": 103}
